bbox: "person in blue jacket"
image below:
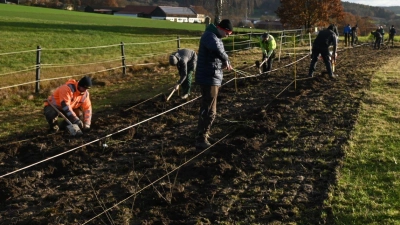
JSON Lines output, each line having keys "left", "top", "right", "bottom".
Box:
{"left": 343, "top": 24, "right": 351, "bottom": 47}
{"left": 195, "top": 19, "right": 233, "bottom": 149}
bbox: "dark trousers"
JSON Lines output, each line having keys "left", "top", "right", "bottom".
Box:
{"left": 197, "top": 85, "right": 218, "bottom": 138}
{"left": 44, "top": 105, "right": 59, "bottom": 128}
{"left": 262, "top": 53, "right": 274, "bottom": 74}
{"left": 351, "top": 34, "right": 357, "bottom": 46}
{"left": 344, "top": 33, "right": 350, "bottom": 46}
{"left": 308, "top": 47, "right": 333, "bottom": 77}
{"left": 388, "top": 35, "right": 394, "bottom": 46}
{"left": 44, "top": 105, "right": 83, "bottom": 128}
{"left": 374, "top": 37, "right": 382, "bottom": 49}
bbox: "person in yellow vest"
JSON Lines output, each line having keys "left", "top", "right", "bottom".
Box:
{"left": 44, "top": 76, "right": 92, "bottom": 133}
{"left": 259, "top": 32, "right": 277, "bottom": 75}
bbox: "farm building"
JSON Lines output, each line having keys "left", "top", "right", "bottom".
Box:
{"left": 114, "top": 5, "right": 157, "bottom": 18}
{"left": 151, "top": 6, "right": 198, "bottom": 23}
{"left": 84, "top": 5, "right": 123, "bottom": 15}
{"left": 189, "top": 5, "right": 209, "bottom": 23}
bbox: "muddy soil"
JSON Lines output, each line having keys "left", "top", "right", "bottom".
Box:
{"left": 0, "top": 45, "right": 397, "bottom": 225}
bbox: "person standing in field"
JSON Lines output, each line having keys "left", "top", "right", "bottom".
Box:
{"left": 195, "top": 19, "right": 233, "bottom": 149}
{"left": 259, "top": 32, "right": 277, "bottom": 75}
{"left": 308, "top": 24, "right": 338, "bottom": 79}
{"left": 351, "top": 24, "right": 358, "bottom": 46}
{"left": 378, "top": 26, "right": 385, "bottom": 44}
{"left": 169, "top": 49, "right": 197, "bottom": 99}
{"left": 388, "top": 25, "right": 396, "bottom": 47}
{"left": 343, "top": 24, "right": 351, "bottom": 47}
{"left": 44, "top": 76, "right": 92, "bottom": 133}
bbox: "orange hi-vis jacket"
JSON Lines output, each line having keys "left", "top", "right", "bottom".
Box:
{"left": 44, "top": 79, "right": 92, "bottom": 126}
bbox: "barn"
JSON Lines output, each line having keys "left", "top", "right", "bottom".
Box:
{"left": 114, "top": 5, "right": 157, "bottom": 18}
{"left": 151, "top": 6, "right": 199, "bottom": 23}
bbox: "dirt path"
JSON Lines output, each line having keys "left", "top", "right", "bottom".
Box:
{"left": 0, "top": 45, "right": 397, "bottom": 224}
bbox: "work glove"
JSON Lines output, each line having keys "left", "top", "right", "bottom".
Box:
{"left": 83, "top": 124, "right": 91, "bottom": 131}
{"left": 72, "top": 119, "right": 84, "bottom": 129}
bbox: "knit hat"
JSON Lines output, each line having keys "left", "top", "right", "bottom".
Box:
{"left": 78, "top": 76, "right": 92, "bottom": 89}
{"left": 169, "top": 53, "right": 178, "bottom": 65}
{"left": 218, "top": 19, "right": 233, "bottom": 33}
{"left": 262, "top": 32, "right": 269, "bottom": 39}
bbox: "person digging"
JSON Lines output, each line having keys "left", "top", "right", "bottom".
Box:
{"left": 169, "top": 48, "right": 197, "bottom": 99}
{"left": 259, "top": 32, "right": 276, "bottom": 75}
{"left": 44, "top": 76, "right": 92, "bottom": 134}
{"left": 308, "top": 24, "right": 338, "bottom": 79}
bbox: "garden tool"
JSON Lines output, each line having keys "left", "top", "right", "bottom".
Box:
{"left": 166, "top": 88, "right": 177, "bottom": 102}
{"left": 255, "top": 58, "right": 267, "bottom": 74}
{"left": 329, "top": 51, "right": 337, "bottom": 72}
{"left": 47, "top": 100, "right": 83, "bottom": 136}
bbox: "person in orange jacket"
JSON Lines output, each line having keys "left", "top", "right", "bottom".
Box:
{"left": 44, "top": 76, "right": 92, "bottom": 133}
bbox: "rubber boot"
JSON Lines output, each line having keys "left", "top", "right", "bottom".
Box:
{"left": 195, "top": 132, "right": 211, "bottom": 149}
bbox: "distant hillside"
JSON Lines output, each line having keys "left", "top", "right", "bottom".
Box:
{"left": 381, "top": 6, "right": 400, "bottom": 15}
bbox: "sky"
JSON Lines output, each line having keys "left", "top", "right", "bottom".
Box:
{"left": 343, "top": 0, "right": 400, "bottom": 7}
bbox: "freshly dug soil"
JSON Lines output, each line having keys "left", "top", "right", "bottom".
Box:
{"left": 0, "top": 45, "right": 396, "bottom": 224}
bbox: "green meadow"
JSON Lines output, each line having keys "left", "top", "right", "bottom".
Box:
{"left": 328, "top": 58, "right": 400, "bottom": 224}
{"left": 0, "top": 4, "right": 203, "bottom": 77}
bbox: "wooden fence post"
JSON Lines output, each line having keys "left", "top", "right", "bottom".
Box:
{"left": 120, "top": 42, "right": 126, "bottom": 76}
{"left": 248, "top": 32, "right": 252, "bottom": 49}
{"left": 35, "top": 46, "right": 41, "bottom": 93}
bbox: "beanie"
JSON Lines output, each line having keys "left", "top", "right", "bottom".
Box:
{"left": 262, "top": 32, "right": 269, "bottom": 39}
{"left": 218, "top": 19, "right": 233, "bottom": 33}
{"left": 78, "top": 76, "right": 92, "bottom": 89}
{"left": 169, "top": 53, "right": 178, "bottom": 66}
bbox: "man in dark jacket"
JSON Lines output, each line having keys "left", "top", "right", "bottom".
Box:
{"left": 308, "top": 24, "right": 338, "bottom": 79}
{"left": 372, "top": 28, "right": 382, "bottom": 49}
{"left": 388, "top": 25, "right": 396, "bottom": 47}
{"left": 195, "top": 19, "right": 233, "bottom": 149}
{"left": 169, "top": 49, "right": 197, "bottom": 99}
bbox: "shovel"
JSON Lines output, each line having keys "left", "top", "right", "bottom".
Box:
{"left": 47, "top": 100, "right": 83, "bottom": 136}
{"left": 255, "top": 58, "right": 267, "bottom": 74}
{"left": 166, "top": 88, "right": 177, "bottom": 102}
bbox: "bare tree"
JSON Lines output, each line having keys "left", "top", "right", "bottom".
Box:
{"left": 214, "top": 0, "right": 222, "bottom": 24}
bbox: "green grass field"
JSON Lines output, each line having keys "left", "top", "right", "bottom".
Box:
{"left": 1, "top": 4, "right": 400, "bottom": 224}
{"left": 328, "top": 58, "right": 400, "bottom": 224}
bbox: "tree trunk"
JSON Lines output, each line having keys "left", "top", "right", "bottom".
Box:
{"left": 214, "top": 0, "right": 223, "bottom": 25}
